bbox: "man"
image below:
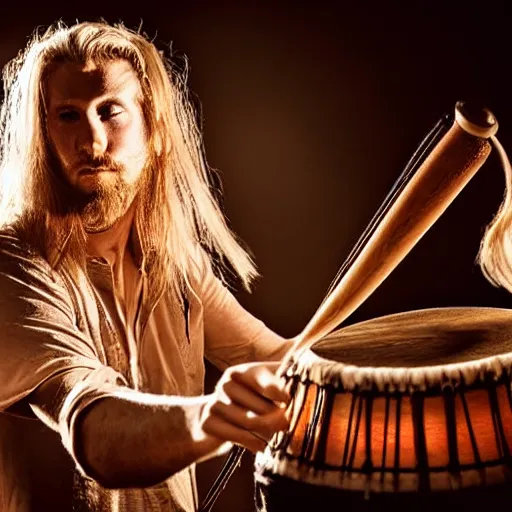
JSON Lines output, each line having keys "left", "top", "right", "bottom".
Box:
{"left": 0, "top": 20, "right": 293, "bottom": 511}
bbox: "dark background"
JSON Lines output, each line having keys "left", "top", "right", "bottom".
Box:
{"left": 2, "top": 1, "right": 512, "bottom": 510}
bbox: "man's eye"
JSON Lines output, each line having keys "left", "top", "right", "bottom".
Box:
{"left": 98, "top": 104, "right": 123, "bottom": 121}
{"left": 58, "top": 110, "right": 80, "bottom": 122}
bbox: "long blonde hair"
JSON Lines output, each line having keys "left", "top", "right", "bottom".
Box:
{"left": 477, "top": 137, "right": 512, "bottom": 292}
{"left": 0, "top": 20, "right": 258, "bottom": 300}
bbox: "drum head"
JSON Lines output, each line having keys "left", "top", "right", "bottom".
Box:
{"left": 313, "top": 307, "right": 512, "bottom": 367}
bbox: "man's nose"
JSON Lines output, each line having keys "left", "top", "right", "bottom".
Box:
{"left": 76, "top": 116, "right": 108, "bottom": 158}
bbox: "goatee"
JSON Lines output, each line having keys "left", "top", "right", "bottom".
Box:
{"left": 81, "top": 176, "right": 139, "bottom": 233}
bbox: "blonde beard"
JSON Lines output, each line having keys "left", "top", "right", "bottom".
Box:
{"left": 81, "top": 173, "right": 142, "bottom": 233}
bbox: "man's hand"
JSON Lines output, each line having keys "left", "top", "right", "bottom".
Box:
{"left": 198, "top": 362, "right": 290, "bottom": 453}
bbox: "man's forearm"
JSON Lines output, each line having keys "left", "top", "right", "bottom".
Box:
{"left": 76, "top": 390, "right": 222, "bottom": 488}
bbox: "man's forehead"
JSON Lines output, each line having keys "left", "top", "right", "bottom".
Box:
{"left": 47, "top": 59, "right": 141, "bottom": 105}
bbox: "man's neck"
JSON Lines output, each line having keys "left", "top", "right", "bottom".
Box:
{"left": 86, "top": 203, "right": 136, "bottom": 267}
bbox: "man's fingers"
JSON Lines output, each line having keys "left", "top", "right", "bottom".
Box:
{"left": 219, "top": 380, "right": 279, "bottom": 415}
{"left": 228, "top": 365, "right": 290, "bottom": 405}
{"left": 203, "top": 362, "right": 293, "bottom": 453}
{"left": 210, "top": 401, "right": 289, "bottom": 440}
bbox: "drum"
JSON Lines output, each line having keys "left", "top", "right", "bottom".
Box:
{"left": 254, "top": 307, "right": 512, "bottom": 511}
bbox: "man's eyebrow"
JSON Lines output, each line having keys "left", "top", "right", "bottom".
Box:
{"left": 53, "top": 101, "right": 78, "bottom": 109}
{"left": 50, "top": 91, "right": 130, "bottom": 110}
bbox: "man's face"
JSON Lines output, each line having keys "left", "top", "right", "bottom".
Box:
{"left": 46, "top": 59, "right": 148, "bottom": 232}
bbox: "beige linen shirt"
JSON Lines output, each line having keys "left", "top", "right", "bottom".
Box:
{"left": 0, "top": 226, "right": 289, "bottom": 511}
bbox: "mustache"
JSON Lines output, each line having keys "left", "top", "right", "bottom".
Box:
{"left": 74, "top": 155, "right": 124, "bottom": 174}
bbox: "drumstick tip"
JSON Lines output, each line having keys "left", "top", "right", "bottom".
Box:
{"left": 455, "top": 101, "right": 498, "bottom": 138}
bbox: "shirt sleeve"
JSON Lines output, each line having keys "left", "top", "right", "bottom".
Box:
{"left": 0, "top": 230, "right": 128, "bottom": 475}
{"left": 193, "top": 247, "right": 293, "bottom": 370}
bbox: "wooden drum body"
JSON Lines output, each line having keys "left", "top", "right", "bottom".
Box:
{"left": 254, "top": 307, "right": 512, "bottom": 510}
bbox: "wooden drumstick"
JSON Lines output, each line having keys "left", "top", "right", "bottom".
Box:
{"left": 284, "top": 102, "right": 498, "bottom": 365}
